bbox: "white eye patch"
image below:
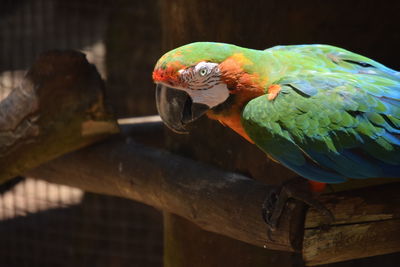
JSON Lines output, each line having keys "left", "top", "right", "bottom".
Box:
{"left": 179, "top": 62, "right": 219, "bottom": 79}
{"left": 194, "top": 62, "right": 219, "bottom": 77}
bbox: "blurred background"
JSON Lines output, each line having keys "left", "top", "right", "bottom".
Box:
{"left": 0, "top": 1, "right": 163, "bottom": 266}
{"left": 0, "top": 0, "right": 399, "bottom": 266}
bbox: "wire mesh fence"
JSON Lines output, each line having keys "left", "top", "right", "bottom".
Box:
{"left": 0, "top": 178, "right": 163, "bottom": 267}
{"left": 0, "top": 0, "right": 163, "bottom": 266}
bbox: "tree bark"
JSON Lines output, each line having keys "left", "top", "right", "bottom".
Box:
{"left": 25, "top": 133, "right": 400, "bottom": 265}
{"left": 0, "top": 50, "right": 119, "bottom": 183}
{"left": 304, "top": 184, "right": 400, "bottom": 265}
{"left": 26, "top": 135, "right": 305, "bottom": 252}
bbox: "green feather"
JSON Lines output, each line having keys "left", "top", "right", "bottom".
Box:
{"left": 156, "top": 42, "right": 400, "bottom": 182}
{"left": 241, "top": 51, "right": 400, "bottom": 181}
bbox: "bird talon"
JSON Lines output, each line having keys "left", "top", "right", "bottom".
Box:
{"left": 262, "top": 186, "right": 285, "bottom": 231}
{"left": 261, "top": 178, "right": 334, "bottom": 231}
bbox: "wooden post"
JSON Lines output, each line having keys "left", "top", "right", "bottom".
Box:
{"left": 105, "top": 0, "right": 161, "bottom": 117}
{"left": 163, "top": 213, "right": 296, "bottom": 267}
{"left": 0, "top": 50, "right": 118, "bottom": 183}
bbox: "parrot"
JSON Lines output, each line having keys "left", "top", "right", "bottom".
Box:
{"left": 152, "top": 42, "right": 400, "bottom": 228}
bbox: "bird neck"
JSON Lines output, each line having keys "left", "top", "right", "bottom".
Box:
{"left": 206, "top": 76, "right": 265, "bottom": 143}
{"left": 205, "top": 49, "right": 270, "bottom": 142}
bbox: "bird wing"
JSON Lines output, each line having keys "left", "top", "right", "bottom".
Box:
{"left": 242, "top": 70, "right": 400, "bottom": 183}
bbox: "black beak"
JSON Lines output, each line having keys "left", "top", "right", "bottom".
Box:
{"left": 155, "top": 84, "right": 210, "bottom": 134}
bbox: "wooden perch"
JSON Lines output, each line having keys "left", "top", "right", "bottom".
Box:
{"left": 304, "top": 184, "right": 400, "bottom": 265}
{"left": 0, "top": 50, "right": 119, "bottom": 183}
{"left": 26, "top": 130, "right": 400, "bottom": 265}
{"left": 26, "top": 135, "right": 305, "bottom": 252}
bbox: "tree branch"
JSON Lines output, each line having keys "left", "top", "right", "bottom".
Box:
{"left": 25, "top": 130, "right": 400, "bottom": 265}
{"left": 304, "top": 183, "right": 400, "bottom": 265}
{"left": 26, "top": 135, "right": 305, "bottom": 252}
{"left": 0, "top": 50, "right": 119, "bottom": 183}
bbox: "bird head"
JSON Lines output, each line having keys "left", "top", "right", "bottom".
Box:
{"left": 152, "top": 42, "right": 249, "bottom": 133}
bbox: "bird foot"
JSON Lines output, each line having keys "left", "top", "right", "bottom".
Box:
{"left": 262, "top": 177, "right": 334, "bottom": 231}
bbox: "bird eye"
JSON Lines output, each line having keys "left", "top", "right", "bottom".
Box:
{"left": 199, "top": 67, "right": 208, "bottom": 76}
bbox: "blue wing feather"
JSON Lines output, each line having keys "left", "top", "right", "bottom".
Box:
{"left": 242, "top": 46, "right": 400, "bottom": 183}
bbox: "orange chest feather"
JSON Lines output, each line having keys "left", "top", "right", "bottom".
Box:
{"left": 207, "top": 55, "right": 268, "bottom": 144}
{"left": 207, "top": 111, "right": 254, "bottom": 143}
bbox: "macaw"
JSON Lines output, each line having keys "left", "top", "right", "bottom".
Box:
{"left": 152, "top": 42, "right": 400, "bottom": 228}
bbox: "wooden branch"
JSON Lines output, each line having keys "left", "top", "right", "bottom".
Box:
{"left": 25, "top": 131, "right": 400, "bottom": 265}
{"left": 0, "top": 50, "right": 119, "bottom": 183}
{"left": 26, "top": 135, "right": 305, "bottom": 252}
{"left": 303, "top": 184, "right": 400, "bottom": 265}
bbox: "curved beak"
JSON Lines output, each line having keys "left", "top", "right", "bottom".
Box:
{"left": 155, "top": 84, "right": 210, "bottom": 134}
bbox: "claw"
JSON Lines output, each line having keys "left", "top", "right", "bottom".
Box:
{"left": 261, "top": 187, "right": 280, "bottom": 228}
{"left": 262, "top": 177, "right": 334, "bottom": 231}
